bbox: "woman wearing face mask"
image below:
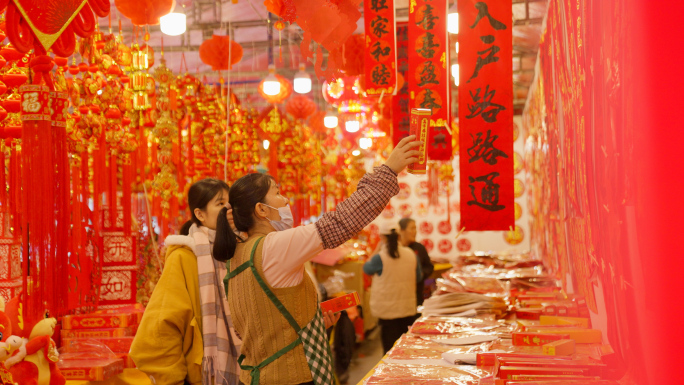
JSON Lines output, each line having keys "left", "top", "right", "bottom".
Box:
{"left": 131, "top": 179, "right": 241, "bottom": 385}
{"left": 398, "top": 217, "right": 434, "bottom": 307}
{"left": 212, "top": 136, "right": 421, "bottom": 385}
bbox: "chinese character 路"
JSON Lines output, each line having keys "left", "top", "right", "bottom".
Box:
{"left": 466, "top": 85, "right": 506, "bottom": 123}
{"left": 467, "top": 129, "right": 508, "bottom": 165}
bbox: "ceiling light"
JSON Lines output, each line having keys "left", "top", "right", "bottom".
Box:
{"left": 359, "top": 137, "right": 372, "bottom": 149}
{"left": 352, "top": 150, "right": 361, "bottom": 156}
{"left": 324, "top": 109, "right": 338, "bottom": 128}
{"left": 345, "top": 120, "right": 360, "bottom": 133}
{"left": 160, "top": 11, "right": 187, "bottom": 36}
{"left": 263, "top": 64, "right": 281, "bottom": 96}
{"left": 263, "top": 140, "right": 270, "bottom": 150}
{"left": 293, "top": 63, "right": 312, "bottom": 94}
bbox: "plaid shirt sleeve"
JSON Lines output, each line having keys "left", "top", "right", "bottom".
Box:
{"left": 315, "top": 165, "right": 399, "bottom": 249}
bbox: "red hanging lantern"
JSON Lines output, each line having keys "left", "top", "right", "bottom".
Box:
{"left": 115, "top": 0, "right": 174, "bottom": 25}
{"left": 286, "top": 95, "right": 317, "bottom": 120}
{"left": 199, "top": 35, "right": 243, "bottom": 71}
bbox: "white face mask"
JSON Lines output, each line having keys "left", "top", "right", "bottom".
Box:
{"left": 261, "top": 203, "right": 294, "bottom": 231}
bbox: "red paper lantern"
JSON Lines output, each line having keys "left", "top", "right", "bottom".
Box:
{"left": 199, "top": 35, "right": 243, "bottom": 71}
{"left": 115, "top": 0, "right": 174, "bottom": 26}
{"left": 286, "top": 95, "right": 317, "bottom": 120}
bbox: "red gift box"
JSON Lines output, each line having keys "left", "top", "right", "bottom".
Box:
{"left": 61, "top": 326, "right": 138, "bottom": 339}
{"left": 512, "top": 332, "right": 571, "bottom": 346}
{"left": 117, "top": 353, "right": 136, "bottom": 368}
{"left": 57, "top": 358, "right": 124, "bottom": 381}
{"left": 62, "top": 313, "right": 138, "bottom": 330}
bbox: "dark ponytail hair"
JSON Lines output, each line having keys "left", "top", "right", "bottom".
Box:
{"left": 180, "top": 178, "right": 230, "bottom": 235}
{"left": 385, "top": 229, "right": 400, "bottom": 259}
{"left": 398, "top": 217, "right": 415, "bottom": 230}
{"left": 213, "top": 173, "right": 274, "bottom": 262}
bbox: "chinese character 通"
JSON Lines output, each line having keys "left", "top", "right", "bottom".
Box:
{"left": 417, "top": 32, "right": 439, "bottom": 59}
{"left": 417, "top": 4, "right": 438, "bottom": 30}
{"left": 371, "top": 15, "right": 389, "bottom": 38}
{"left": 470, "top": 2, "right": 507, "bottom": 30}
{"left": 418, "top": 61, "right": 439, "bottom": 87}
{"left": 468, "top": 35, "right": 500, "bottom": 82}
{"left": 419, "top": 89, "right": 442, "bottom": 110}
{"left": 466, "top": 85, "right": 506, "bottom": 123}
{"left": 372, "top": 64, "right": 391, "bottom": 85}
{"left": 370, "top": 0, "right": 389, "bottom": 12}
{"left": 370, "top": 41, "right": 391, "bottom": 62}
{"left": 467, "top": 129, "right": 508, "bottom": 165}
{"left": 467, "top": 172, "right": 506, "bottom": 211}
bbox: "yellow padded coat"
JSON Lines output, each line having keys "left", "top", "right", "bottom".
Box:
{"left": 130, "top": 244, "right": 204, "bottom": 385}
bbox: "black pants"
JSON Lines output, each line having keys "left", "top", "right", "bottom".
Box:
{"left": 378, "top": 316, "right": 416, "bottom": 353}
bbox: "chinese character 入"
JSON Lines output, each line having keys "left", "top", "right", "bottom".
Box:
{"left": 470, "top": 2, "right": 507, "bottom": 30}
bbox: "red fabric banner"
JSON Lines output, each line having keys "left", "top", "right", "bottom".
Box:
{"left": 392, "top": 23, "right": 409, "bottom": 146}
{"left": 408, "top": 0, "right": 452, "bottom": 160}
{"left": 364, "top": 0, "right": 398, "bottom": 96}
{"left": 458, "top": 0, "right": 513, "bottom": 230}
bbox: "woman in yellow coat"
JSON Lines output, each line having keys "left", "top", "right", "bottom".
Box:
{"left": 131, "top": 179, "right": 241, "bottom": 385}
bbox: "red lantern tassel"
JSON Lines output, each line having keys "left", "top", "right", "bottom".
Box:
{"left": 72, "top": 160, "right": 82, "bottom": 264}
{"left": 0, "top": 142, "right": 6, "bottom": 209}
{"left": 122, "top": 161, "right": 132, "bottom": 236}
{"left": 10, "top": 141, "right": 20, "bottom": 236}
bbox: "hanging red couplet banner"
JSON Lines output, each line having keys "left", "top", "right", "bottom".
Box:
{"left": 364, "top": 0, "right": 398, "bottom": 96}
{"left": 392, "top": 23, "right": 410, "bottom": 146}
{"left": 458, "top": 0, "right": 514, "bottom": 230}
{"left": 408, "top": 0, "right": 452, "bottom": 160}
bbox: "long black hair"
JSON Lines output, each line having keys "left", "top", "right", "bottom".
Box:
{"left": 384, "top": 229, "right": 400, "bottom": 259}
{"left": 179, "top": 178, "right": 230, "bottom": 235}
{"left": 213, "top": 173, "right": 274, "bottom": 262}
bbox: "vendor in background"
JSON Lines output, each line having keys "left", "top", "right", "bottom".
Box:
{"left": 131, "top": 179, "right": 241, "bottom": 385}
{"left": 398, "top": 218, "right": 435, "bottom": 306}
{"left": 363, "top": 222, "right": 422, "bottom": 354}
{"left": 215, "top": 136, "right": 422, "bottom": 385}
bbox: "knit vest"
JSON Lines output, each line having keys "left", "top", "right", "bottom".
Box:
{"left": 369, "top": 245, "right": 418, "bottom": 320}
{"left": 228, "top": 235, "right": 317, "bottom": 385}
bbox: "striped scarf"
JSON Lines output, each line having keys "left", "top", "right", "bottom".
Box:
{"left": 189, "top": 224, "right": 241, "bottom": 385}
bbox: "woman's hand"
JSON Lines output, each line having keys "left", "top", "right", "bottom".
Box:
{"left": 323, "top": 311, "right": 341, "bottom": 329}
{"left": 384, "top": 135, "right": 422, "bottom": 174}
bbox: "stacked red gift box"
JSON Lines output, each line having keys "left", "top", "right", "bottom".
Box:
{"left": 361, "top": 253, "right": 620, "bottom": 384}
{"left": 57, "top": 304, "right": 143, "bottom": 381}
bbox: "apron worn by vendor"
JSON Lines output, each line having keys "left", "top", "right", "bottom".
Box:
{"left": 225, "top": 235, "right": 334, "bottom": 385}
